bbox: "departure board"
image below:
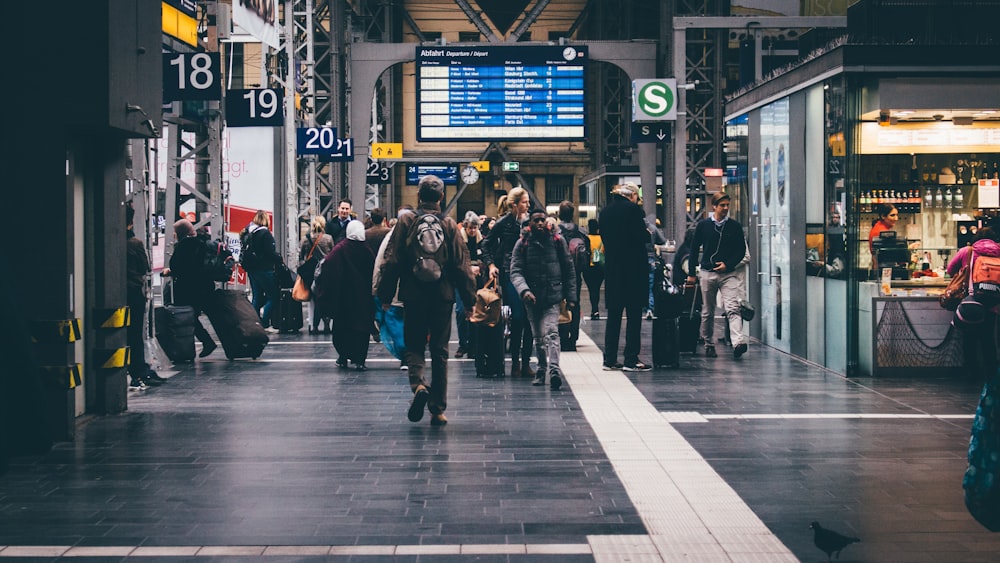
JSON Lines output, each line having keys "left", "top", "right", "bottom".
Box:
{"left": 415, "top": 45, "right": 588, "bottom": 142}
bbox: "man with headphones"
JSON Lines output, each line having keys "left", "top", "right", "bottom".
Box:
{"left": 686, "top": 192, "right": 750, "bottom": 359}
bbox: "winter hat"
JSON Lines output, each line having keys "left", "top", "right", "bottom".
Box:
{"left": 346, "top": 219, "right": 365, "bottom": 241}
{"left": 173, "top": 218, "right": 196, "bottom": 238}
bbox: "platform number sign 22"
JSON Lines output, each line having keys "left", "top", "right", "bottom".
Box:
{"left": 163, "top": 53, "right": 221, "bottom": 102}
{"left": 226, "top": 89, "right": 283, "bottom": 127}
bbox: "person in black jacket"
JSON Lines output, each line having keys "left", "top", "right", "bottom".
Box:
{"left": 166, "top": 219, "right": 218, "bottom": 358}
{"left": 326, "top": 198, "right": 353, "bottom": 244}
{"left": 481, "top": 187, "right": 536, "bottom": 378}
{"left": 125, "top": 205, "right": 165, "bottom": 388}
{"left": 598, "top": 183, "right": 652, "bottom": 371}
{"left": 557, "top": 201, "right": 588, "bottom": 351}
{"left": 510, "top": 208, "right": 577, "bottom": 389}
{"left": 240, "top": 210, "right": 282, "bottom": 333}
{"left": 687, "top": 192, "right": 749, "bottom": 359}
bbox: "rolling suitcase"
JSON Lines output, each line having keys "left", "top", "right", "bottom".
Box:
{"left": 153, "top": 280, "right": 196, "bottom": 363}
{"left": 677, "top": 283, "right": 702, "bottom": 354}
{"left": 204, "top": 289, "right": 269, "bottom": 360}
{"left": 275, "top": 288, "right": 303, "bottom": 333}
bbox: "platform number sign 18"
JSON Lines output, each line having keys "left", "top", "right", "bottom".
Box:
{"left": 226, "top": 89, "right": 283, "bottom": 127}
{"left": 163, "top": 52, "right": 221, "bottom": 102}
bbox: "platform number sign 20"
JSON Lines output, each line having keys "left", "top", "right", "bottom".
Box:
{"left": 163, "top": 53, "right": 221, "bottom": 102}
{"left": 226, "top": 89, "right": 283, "bottom": 127}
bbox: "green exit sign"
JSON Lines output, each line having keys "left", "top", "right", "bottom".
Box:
{"left": 502, "top": 161, "right": 519, "bottom": 172}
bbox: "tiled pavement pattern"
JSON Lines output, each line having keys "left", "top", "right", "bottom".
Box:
{"left": 3, "top": 289, "right": 1000, "bottom": 561}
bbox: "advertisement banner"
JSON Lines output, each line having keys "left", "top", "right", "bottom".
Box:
{"left": 233, "top": 0, "right": 279, "bottom": 48}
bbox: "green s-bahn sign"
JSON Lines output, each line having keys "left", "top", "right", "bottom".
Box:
{"left": 632, "top": 79, "right": 677, "bottom": 121}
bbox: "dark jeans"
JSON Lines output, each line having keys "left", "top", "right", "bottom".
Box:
{"left": 248, "top": 269, "right": 278, "bottom": 328}
{"left": 964, "top": 314, "right": 998, "bottom": 380}
{"left": 501, "top": 273, "right": 534, "bottom": 365}
{"left": 403, "top": 299, "right": 453, "bottom": 415}
{"left": 582, "top": 266, "right": 604, "bottom": 315}
{"left": 558, "top": 275, "right": 583, "bottom": 348}
{"left": 604, "top": 291, "right": 642, "bottom": 366}
{"left": 127, "top": 289, "right": 147, "bottom": 379}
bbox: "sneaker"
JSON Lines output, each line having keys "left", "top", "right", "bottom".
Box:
{"left": 355, "top": 364, "right": 367, "bottom": 371}
{"left": 430, "top": 413, "right": 448, "bottom": 426}
{"left": 644, "top": 310, "right": 654, "bottom": 320}
{"left": 705, "top": 345, "right": 718, "bottom": 358}
{"left": 145, "top": 370, "right": 168, "bottom": 383}
{"left": 265, "top": 326, "right": 280, "bottom": 334}
{"left": 128, "top": 378, "right": 147, "bottom": 391}
{"left": 591, "top": 312, "right": 600, "bottom": 320}
{"left": 336, "top": 357, "right": 348, "bottom": 369}
{"left": 623, "top": 362, "right": 652, "bottom": 372}
{"left": 454, "top": 347, "right": 466, "bottom": 358}
{"left": 602, "top": 362, "right": 623, "bottom": 371}
{"left": 399, "top": 364, "right": 408, "bottom": 371}
{"left": 198, "top": 341, "right": 217, "bottom": 358}
{"left": 550, "top": 373, "right": 562, "bottom": 390}
{"left": 408, "top": 385, "right": 430, "bottom": 422}
{"left": 532, "top": 375, "right": 545, "bottom": 386}
{"left": 734, "top": 343, "right": 748, "bottom": 359}
{"left": 142, "top": 374, "right": 164, "bottom": 386}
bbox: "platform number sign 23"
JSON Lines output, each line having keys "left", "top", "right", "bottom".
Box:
{"left": 226, "top": 89, "right": 283, "bottom": 127}
{"left": 163, "top": 53, "right": 221, "bottom": 102}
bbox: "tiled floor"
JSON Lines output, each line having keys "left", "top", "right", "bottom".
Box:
{"left": 2, "top": 292, "right": 1000, "bottom": 561}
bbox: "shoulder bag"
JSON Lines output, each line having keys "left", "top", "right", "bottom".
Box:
{"left": 470, "top": 277, "right": 502, "bottom": 327}
{"left": 292, "top": 236, "right": 322, "bottom": 302}
{"left": 940, "top": 260, "right": 971, "bottom": 311}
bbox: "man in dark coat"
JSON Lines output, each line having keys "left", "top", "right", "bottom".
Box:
{"left": 326, "top": 198, "right": 353, "bottom": 243}
{"left": 364, "top": 207, "right": 391, "bottom": 257}
{"left": 510, "top": 209, "right": 577, "bottom": 389}
{"left": 314, "top": 220, "right": 375, "bottom": 370}
{"left": 597, "top": 183, "right": 652, "bottom": 371}
{"left": 167, "top": 219, "right": 218, "bottom": 358}
{"left": 377, "top": 175, "right": 476, "bottom": 426}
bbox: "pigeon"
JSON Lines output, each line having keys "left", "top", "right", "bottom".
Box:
{"left": 810, "top": 521, "right": 860, "bottom": 561}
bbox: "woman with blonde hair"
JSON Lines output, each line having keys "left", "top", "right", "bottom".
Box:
{"left": 481, "top": 187, "right": 536, "bottom": 377}
{"left": 240, "top": 210, "right": 282, "bottom": 332}
{"left": 299, "top": 215, "right": 335, "bottom": 333}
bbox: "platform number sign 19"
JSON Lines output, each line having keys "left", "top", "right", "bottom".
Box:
{"left": 226, "top": 89, "right": 283, "bottom": 127}
{"left": 163, "top": 52, "right": 221, "bottom": 102}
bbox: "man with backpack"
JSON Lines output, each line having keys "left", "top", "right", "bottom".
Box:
{"left": 556, "top": 201, "right": 589, "bottom": 351}
{"left": 165, "top": 219, "right": 219, "bottom": 358}
{"left": 376, "top": 175, "right": 476, "bottom": 427}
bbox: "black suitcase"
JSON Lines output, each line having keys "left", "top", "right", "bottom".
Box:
{"left": 204, "top": 289, "right": 269, "bottom": 360}
{"left": 652, "top": 316, "right": 679, "bottom": 368}
{"left": 275, "top": 288, "right": 303, "bottom": 333}
{"left": 154, "top": 304, "right": 197, "bottom": 363}
{"left": 677, "top": 284, "right": 702, "bottom": 354}
{"left": 475, "top": 321, "right": 506, "bottom": 378}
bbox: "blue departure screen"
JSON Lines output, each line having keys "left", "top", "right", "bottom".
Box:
{"left": 416, "top": 45, "right": 588, "bottom": 142}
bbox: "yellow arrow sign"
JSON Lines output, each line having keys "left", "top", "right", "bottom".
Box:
{"left": 370, "top": 143, "right": 403, "bottom": 159}
{"left": 471, "top": 161, "right": 490, "bottom": 172}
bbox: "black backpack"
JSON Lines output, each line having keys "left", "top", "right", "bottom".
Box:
{"left": 240, "top": 227, "right": 263, "bottom": 270}
{"left": 202, "top": 238, "right": 235, "bottom": 282}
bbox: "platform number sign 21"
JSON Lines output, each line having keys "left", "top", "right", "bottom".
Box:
{"left": 163, "top": 53, "right": 221, "bottom": 102}
{"left": 226, "top": 89, "right": 283, "bottom": 127}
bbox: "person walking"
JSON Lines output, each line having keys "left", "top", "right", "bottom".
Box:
{"left": 314, "top": 220, "right": 375, "bottom": 370}
{"left": 947, "top": 227, "right": 1000, "bottom": 378}
{"left": 687, "top": 192, "right": 750, "bottom": 359}
{"left": 455, "top": 211, "right": 484, "bottom": 358}
{"left": 376, "top": 175, "right": 476, "bottom": 426}
{"left": 556, "top": 201, "right": 588, "bottom": 351}
{"left": 510, "top": 208, "right": 577, "bottom": 389}
{"left": 598, "top": 183, "right": 652, "bottom": 371}
{"left": 240, "top": 210, "right": 281, "bottom": 333}
{"left": 583, "top": 218, "right": 605, "bottom": 319}
{"left": 299, "top": 216, "right": 334, "bottom": 334}
{"left": 166, "top": 218, "right": 219, "bottom": 358}
{"left": 482, "top": 187, "right": 536, "bottom": 378}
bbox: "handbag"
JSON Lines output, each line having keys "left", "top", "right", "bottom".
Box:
{"left": 470, "top": 278, "right": 502, "bottom": 327}
{"left": 940, "top": 265, "right": 970, "bottom": 311}
{"left": 964, "top": 369, "right": 1000, "bottom": 531}
{"left": 291, "top": 276, "right": 311, "bottom": 302}
{"left": 558, "top": 299, "right": 572, "bottom": 324}
{"left": 739, "top": 299, "right": 755, "bottom": 321}
{"left": 296, "top": 235, "right": 323, "bottom": 285}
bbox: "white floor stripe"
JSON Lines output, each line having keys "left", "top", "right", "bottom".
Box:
{"left": 561, "top": 332, "right": 797, "bottom": 562}
{"left": 257, "top": 358, "right": 473, "bottom": 363}
{"left": 0, "top": 543, "right": 594, "bottom": 558}
{"left": 662, "top": 412, "right": 975, "bottom": 422}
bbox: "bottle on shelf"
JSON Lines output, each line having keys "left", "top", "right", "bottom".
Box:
{"left": 935, "top": 187, "right": 944, "bottom": 208}
{"left": 954, "top": 186, "right": 964, "bottom": 209}
{"left": 945, "top": 187, "right": 954, "bottom": 208}
{"left": 924, "top": 187, "right": 934, "bottom": 209}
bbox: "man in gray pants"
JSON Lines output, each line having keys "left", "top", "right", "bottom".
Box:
{"left": 686, "top": 192, "right": 750, "bottom": 359}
